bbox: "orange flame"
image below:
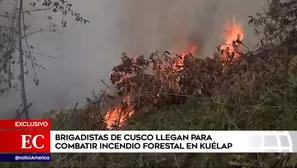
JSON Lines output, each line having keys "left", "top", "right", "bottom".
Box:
{"left": 174, "top": 45, "right": 198, "bottom": 71}
{"left": 219, "top": 17, "right": 244, "bottom": 62}
{"left": 104, "top": 95, "right": 134, "bottom": 129}
{"left": 178, "top": 45, "right": 198, "bottom": 57}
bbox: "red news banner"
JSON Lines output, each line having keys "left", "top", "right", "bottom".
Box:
{"left": 0, "top": 120, "right": 51, "bottom": 162}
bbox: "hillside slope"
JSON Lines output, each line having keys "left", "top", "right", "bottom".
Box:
{"left": 5, "top": 0, "right": 297, "bottom": 167}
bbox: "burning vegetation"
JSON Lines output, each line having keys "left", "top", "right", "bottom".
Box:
{"left": 219, "top": 17, "right": 244, "bottom": 63}
{"left": 46, "top": 1, "right": 297, "bottom": 167}
{"left": 104, "top": 95, "right": 134, "bottom": 129}
{"left": 104, "top": 17, "right": 245, "bottom": 129}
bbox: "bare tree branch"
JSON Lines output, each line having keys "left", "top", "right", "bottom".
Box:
{"left": 22, "top": 7, "right": 37, "bottom": 82}
{"left": 24, "top": 5, "right": 55, "bottom": 13}
{"left": 23, "top": 29, "right": 65, "bottom": 39}
{"left": 0, "top": 14, "right": 17, "bottom": 19}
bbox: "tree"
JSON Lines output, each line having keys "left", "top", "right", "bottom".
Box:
{"left": 0, "top": 0, "right": 89, "bottom": 119}
{"left": 248, "top": 0, "right": 297, "bottom": 53}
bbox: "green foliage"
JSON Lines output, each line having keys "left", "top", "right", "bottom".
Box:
{"left": 248, "top": 0, "right": 297, "bottom": 52}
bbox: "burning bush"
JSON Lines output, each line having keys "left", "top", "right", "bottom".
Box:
{"left": 103, "top": 18, "right": 247, "bottom": 129}
{"left": 103, "top": 18, "right": 297, "bottom": 131}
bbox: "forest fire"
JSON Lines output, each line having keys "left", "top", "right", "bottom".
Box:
{"left": 104, "top": 17, "right": 244, "bottom": 129}
{"left": 219, "top": 17, "right": 244, "bottom": 62}
{"left": 104, "top": 95, "right": 134, "bottom": 129}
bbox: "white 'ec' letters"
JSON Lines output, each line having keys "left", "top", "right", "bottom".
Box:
{"left": 21, "top": 135, "right": 44, "bottom": 149}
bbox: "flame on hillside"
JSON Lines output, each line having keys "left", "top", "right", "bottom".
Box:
{"left": 104, "top": 95, "right": 134, "bottom": 129}
{"left": 219, "top": 17, "right": 244, "bottom": 62}
{"left": 104, "top": 17, "right": 244, "bottom": 129}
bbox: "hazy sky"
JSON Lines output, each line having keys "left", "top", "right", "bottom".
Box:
{"left": 0, "top": 0, "right": 266, "bottom": 119}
